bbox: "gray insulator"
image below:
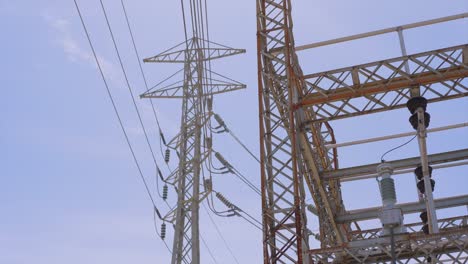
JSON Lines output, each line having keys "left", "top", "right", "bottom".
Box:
{"left": 162, "top": 185, "right": 168, "bottom": 200}
{"left": 164, "top": 149, "right": 170, "bottom": 163}
{"left": 214, "top": 114, "right": 225, "bottom": 126}
{"left": 161, "top": 223, "right": 166, "bottom": 240}
{"left": 204, "top": 179, "right": 212, "bottom": 191}
{"left": 216, "top": 192, "right": 235, "bottom": 209}
{"left": 207, "top": 98, "right": 213, "bottom": 111}
{"left": 214, "top": 114, "right": 228, "bottom": 131}
{"left": 380, "top": 177, "right": 397, "bottom": 205}
{"left": 205, "top": 137, "right": 212, "bottom": 150}
{"left": 215, "top": 152, "right": 230, "bottom": 168}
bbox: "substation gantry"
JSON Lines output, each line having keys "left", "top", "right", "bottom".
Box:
{"left": 257, "top": 1, "right": 468, "bottom": 262}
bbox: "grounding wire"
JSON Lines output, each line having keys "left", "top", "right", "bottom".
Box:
{"left": 380, "top": 135, "right": 417, "bottom": 162}
{"left": 73, "top": 0, "right": 162, "bottom": 218}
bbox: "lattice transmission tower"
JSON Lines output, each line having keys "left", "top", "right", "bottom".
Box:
{"left": 257, "top": 1, "right": 467, "bottom": 263}
{"left": 140, "top": 1, "right": 245, "bottom": 263}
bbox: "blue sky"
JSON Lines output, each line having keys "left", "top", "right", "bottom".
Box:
{"left": 1, "top": 1, "right": 467, "bottom": 263}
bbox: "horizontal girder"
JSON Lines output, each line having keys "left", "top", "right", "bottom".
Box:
{"left": 322, "top": 148, "right": 468, "bottom": 181}
{"left": 299, "top": 45, "right": 468, "bottom": 122}
{"left": 337, "top": 195, "right": 468, "bottom": 223}
{"left": 310, "top": 216, "right": 468, "bottom": 263}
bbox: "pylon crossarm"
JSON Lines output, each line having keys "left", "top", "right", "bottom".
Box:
{"left": 141, "top": 69, "right": 246, "bottom": 98}
{"left": 143, "top": 37, "right": 245, "bottom": 63}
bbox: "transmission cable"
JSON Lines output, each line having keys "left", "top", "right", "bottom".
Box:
{"left": 73, "top": 0, "right": 163, "bottom": 219}
{"left": 119, "top": 0, "right": 174, "bottom": 179}
{"left": 200, "top": 232, "right": 219, "bottom": 264}
{"left": 120, "top": 0, "right": 163, "bottom": 131}
{"left": 203, "top": 199, "right": 240, "bottom": 264}
{"left": 99, "top": 0, "right": 168, "bottom": 199}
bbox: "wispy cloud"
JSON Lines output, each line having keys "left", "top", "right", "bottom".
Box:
{"left": 41, "top": 12, "right": 119, "bottom": 83}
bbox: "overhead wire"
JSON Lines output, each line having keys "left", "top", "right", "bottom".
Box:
{"left": 76, "top": 0, "right": 252, "bottom": 261}
{"left": 202, "top": 203, "right": 241, "bottom": 264}
{"left": 98, "top": 0, "right": 168, "bottom": 200}
{"left": 200, "top": 231, "right": 219, "bottom": 264}
{"left": 119, "top": 0, "right": 172, "bottom": 172}
{"left": 73, "top": 1, "right": 174, "bottom": 257}
{"left": 72, "top": 0, "right": 163, "bottom": 220}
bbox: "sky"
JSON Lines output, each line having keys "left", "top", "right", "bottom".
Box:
{"left": 1, "top": 0, "right": 467, "bottom": 263}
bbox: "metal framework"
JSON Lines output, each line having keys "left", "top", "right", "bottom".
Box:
{"left": 141, "top": 2, "right": 245, "bottom": 263}
{"left": 257, "top": 2, "right": 467, "bottom": 263}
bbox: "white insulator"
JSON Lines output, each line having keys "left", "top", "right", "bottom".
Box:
{"left": 380, "top": 178, "right": 397, "bottom": 206}
{"left": 377, "top": 163, "right": 397, "bottom": 207}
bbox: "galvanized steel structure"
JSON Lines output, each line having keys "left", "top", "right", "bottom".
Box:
{"left": 257, "top": 1, "right": 467, "bottom": 262}
{"left": 141, "top": 1, "right": 245, "bottom": 263}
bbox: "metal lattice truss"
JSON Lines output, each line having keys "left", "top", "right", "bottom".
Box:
{"left": 140, "top": 68, "right": 245, "bottom": 99}
{"left": 257, "top": 1, "right": 348, "bottom": 263}
{"left": 141, "top": 34, "right": 245, "bottom": 264}
{"left": 141, "top": 38, "right": 245, "bottom": 99}
{"left": 310, "top": 216, "right": 468, "bottom": 263}
{"left": 143, "top": 37, "right": 245, "bottom": 63}
{"left": 257, "top": 1, "right": 468, "bottom": 263}
{"left": 300, "top": 45, "right": 468, "bottom": 123}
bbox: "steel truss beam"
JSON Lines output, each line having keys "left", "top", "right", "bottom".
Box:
{"left": 299, "top": 45, "right": 468, "bottom": 123}
{"left": 257, "top": 3, "right": 467, "bottom": 263}
{"left": 323, "top": 148, "right": 468, "bottom": 181}
{"left": 257, "top": 1, "right": 348, "bottom": 263}
{"left": 310, "top": 216, "right": 468, "bottom": 263}
{"left": 337, "top": 195, "right": 468, "bottom": 223}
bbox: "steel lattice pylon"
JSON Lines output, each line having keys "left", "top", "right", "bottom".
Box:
{"left": 257, "top": 2, "right": 468, "bottom": 263}
{"left": 141, "top": 2, "right": 245, "bottom": 263}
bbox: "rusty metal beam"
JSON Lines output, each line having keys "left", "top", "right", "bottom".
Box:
{"left": 336, "top": 195, "right": 468, "bottom": 223}
{"left": 301, "top": 66, "right": 467, "bottom": 106}
{"left": 297, "top": 45, "right": 468, "bottom": 123}
{"left": 322, "top": 148, "right": 468, "bottom": 181}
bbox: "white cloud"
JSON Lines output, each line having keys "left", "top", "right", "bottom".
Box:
{"left": 41, "top": 12, "right": 120, "bottom": 83}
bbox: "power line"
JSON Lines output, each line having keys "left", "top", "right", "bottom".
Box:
{"left": 202, "top": 203, "right": 240, "bottom": 264}
{"left": 98, "top": 0, "right": 165, "bottom": 193}
{"left": 72, "top": 0, "right": 161, "bottom": 216}
{"left": 119, "top": 0, "right": 168, "bottom": 162}
{"left": 200, "top": 233, "right": 219, "bottom": 264}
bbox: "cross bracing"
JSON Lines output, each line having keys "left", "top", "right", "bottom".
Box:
{"left": 257, "top": 2, "right": 468, "bottom": 263}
